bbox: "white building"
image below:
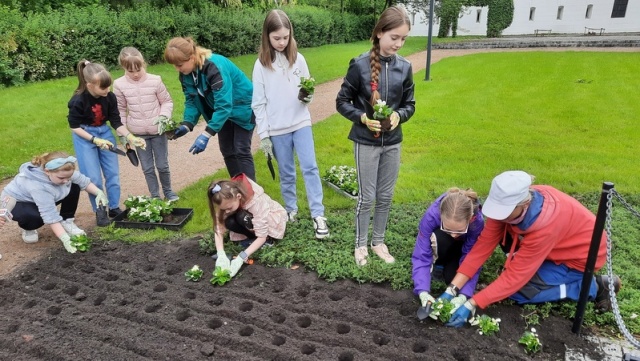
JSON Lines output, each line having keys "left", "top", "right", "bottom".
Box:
{"left": 409, "top": 0, "right": 639, "bottom": 36}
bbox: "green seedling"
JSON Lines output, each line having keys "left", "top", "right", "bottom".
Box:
{"left": 298, "top": 76, "right": 316, "bottom": 94}
{"left": 184, "top": 265, "right": 204, "bottom": 282}
{"left": 210, "top": 266, "right": 231, "bottom": 286}
{"left": 430, "top": 298, "right": 456, "bottom": 323}
{"left": 519, "top": 329, "right": 542, "bottom": 354}
{"left": 70, "top": 234, "right": 92, "bottom": 252}
{"left": 469, "top": 314, "right": 501, "bottom": 336}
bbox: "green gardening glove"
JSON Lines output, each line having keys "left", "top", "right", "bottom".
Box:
{"left": 92, "top": 137, "right": 114, "bottom": 150}
{"left": 126, "top": 133, "right": 146, "bottom": 150}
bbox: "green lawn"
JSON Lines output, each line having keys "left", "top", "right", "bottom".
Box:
{"left": 2, "top": 42, "right": 639, "bottom": 335}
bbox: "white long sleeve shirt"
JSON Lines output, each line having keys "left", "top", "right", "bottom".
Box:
{"left": 251, "top": 52, "right": 312, "bottom": 139}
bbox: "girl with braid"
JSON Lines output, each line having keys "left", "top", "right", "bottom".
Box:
{"left": 336, "top": 5, "right": 415, "bottom": 266}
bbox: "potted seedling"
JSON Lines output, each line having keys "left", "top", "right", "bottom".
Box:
{"left": 373, "top": 99, "right": 394, "bottom": 132}
{"left": 156, "top": 117, "right": 179, "bottom": 139}
{"left": 298, "top": 76, "right": 316, "bottom": 102}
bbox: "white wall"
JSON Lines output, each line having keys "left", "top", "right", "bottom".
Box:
{"left": 408, "top": 0, "right": 640, "bottom": 37}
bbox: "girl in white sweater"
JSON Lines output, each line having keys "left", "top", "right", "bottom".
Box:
{"left": 251, "top": 9, "right": 329, "bottom": 239}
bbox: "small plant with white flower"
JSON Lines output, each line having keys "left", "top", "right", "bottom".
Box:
{"left": 372, "top": 99, "right": 393, "bottom": 120}
{"left": 323, "top": 165, "right": 358, "bottom": 197}
{"left": 519, "top": 328, "right": 542, "bottom": 354}
{"left": 123, "top": 195, "right": 174, "bottom": 223}
{"left": 184, "top": 265, "right": 204, "bottom": 282}
{"left": 430, "top": 298, "right": 456, "bottom": 323}
{"left": 156, "top": 117, "right": 178, "bottom": 135}
{"left": 298, "top": 76, "right": 316, "bottom": 102}
{"left": 469, "top": 314, "right": 501, "bottom": 336}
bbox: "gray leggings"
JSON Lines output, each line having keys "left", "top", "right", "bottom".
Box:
{"left": 353, "top": 142, "right": 401, "bottom": 248}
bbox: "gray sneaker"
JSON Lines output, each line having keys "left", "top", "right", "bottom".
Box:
{"left": 287, "top": 210, "right": 298, "bottom": 223}
{"left": 313, "top": 216, "right": 329, "bottom": 239}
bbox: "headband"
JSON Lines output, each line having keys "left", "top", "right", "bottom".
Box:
{"left": 44, "top": 156, "right": 77, "bottom": 170}
{"left": 210, "top": 184, "right": 222, "bottom": 194}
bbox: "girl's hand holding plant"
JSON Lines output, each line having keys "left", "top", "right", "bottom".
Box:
{"left": 298, "top": 76, "right": 316, "bottom": 103}
{"left": 372, "top": 99, "right": 395, "bottom": 132}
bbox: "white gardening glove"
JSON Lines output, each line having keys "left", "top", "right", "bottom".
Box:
{"left": 419, "top": 291, "right": 435, "bottom": 307}
{"left": 389, "top": 111, "right": 400, "bottom": 131}
{"left": 92, "top": 137, "right": 113, "bottom": 150}
{"left": 301, "top": 93, "right": 313, "bottom": 104}
{"left": 95, "top": 189, "right": 109, "bottom": 208}
{"left": 360, "top": 113, "right": 381, "bottom": 132}
{"left": 260, "top": 138, "right": 274, "bottom": 158}
{"left": 450, "top": 294, "right": 468, "bottom": 313}
{"left": 59, "top": 233, "right": 77, "bottom": 254}
{"left": 126, "top": 133, "right": 146, "bottom": 150}
{"left": 229, "top": 257, "right": 244, "bottom": 277}
{"left": 215, "top": 251, "right": 231, "bottom": 270}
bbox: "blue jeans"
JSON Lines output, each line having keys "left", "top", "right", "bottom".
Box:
{"left": 354, "top": 142, "right": 400, "bottom": 248}
{"left": 271, "top": 126, "right": 325, "bottom": 218}
{"left": 509, "top": 261, "right": 597, "bottom": 304}
{"left": 72, "top": 125, "right": 120, "bottom": 211}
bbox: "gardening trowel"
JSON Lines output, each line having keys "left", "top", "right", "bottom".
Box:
{"left": 107, "top": 145, "right": 126, "bottom": 157}
{"left": 416, "top": 302, "right": 433, "bottom": 321}
{"left": 266, "top": 153, "right": 276, "bottom": 180}
{"left": 125, "top": 143, "right": 139, "bottom": 167}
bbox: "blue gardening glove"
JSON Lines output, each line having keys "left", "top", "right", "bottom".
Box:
{"left": 189, "top": 133, "right": 211, "bottom": 155}
{"left": 229, "top": 256, "right": 244, "bottom": 277}
{"left": 450, "top": 294, "right": 468, "bottom": 313}
{"left": 260, "top": 137, "right": 274, "bottom": 158}
{"left": 446, "top": 300, "right": 476, "bottom": 328}
{"left": 59, "top": 233, "right": 77, "bottom": 254}
{"left": 94, "top": 190, "right": 109, "bottom": 208}
{"left": 215, "top": 251, "right": 231, "bottom": 270}
{"left": 437, "top": 285, "right": 457, "bottom": 302}
{"left": 171, "top": 125, "right": 190, "bottom": 139}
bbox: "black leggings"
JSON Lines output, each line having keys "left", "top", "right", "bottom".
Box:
{"left": 224, "top": 209, "right": 255, "bottom": 238}
{"left": 11, "top": 183, "right": 81, "bottom": 231}
{"left": 433, "top": 228, "right": 464, "bottom": 285}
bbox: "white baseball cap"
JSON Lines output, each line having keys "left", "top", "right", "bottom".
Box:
{"left": 483, "top": 171, "right": 532, "bottom": 220}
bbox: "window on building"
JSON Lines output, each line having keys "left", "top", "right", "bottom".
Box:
{"left": 586, "top": 5, "right": 593, "bottom": 19}
{"left": 611, "top": 0, "right": 628, "bottom": 18}
{"left": 529, "top": 7, "right": 536, "bottom": 21}
{"left": 476, "top": 9, "right": 482, "bottom": 23}
{"left": 557, "top": 6, "right": 564, "bottom": 20}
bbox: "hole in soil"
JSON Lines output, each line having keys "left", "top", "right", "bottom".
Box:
{"left": 301, "top": 344, "right": 315, "bottom": 355}
{"left": 94, "top": 294, "right": 107, "bottom": 306}
{"left": 296, "top": 316, "right": 311, "bottom": 328}
{"left": 336, "top": 324, "right": 351, "bottom": 334}
{"left": 130, "top": 280, "right": 142, "bottom": 286}
{"left": 328, "top": 290, "right": 347, "bottom": 301}
{"left": 272, "top": 335, "right": 286, "bottom": 346}
{"left": 60, "top": 260, "right": 74, "bottom": 268}
{"left": 338, "top": 351, "right": 354, "bottom": 361}
{"left": 6, "top": 324, "right": 19, "bottom": 333}
{"left": 103, "top": 274, "right": 119, "bottom": 281}
{"left": 207, "top": 319, "right": 223, "bottom": 329}
{"left": 209, "top": 298, "right": 224, "bottom": 307}
{"left": 41, "top": 282, "right": 56, "bottom": 291}
{"left": 366, "top": 298, "right": 381, "bottom": 309}
{"left": 144, "top": 303, "right": 162, "bottom": 313}
{"left": 143, "top": 265, "right": 155, "bottom": 272}
{"left": 272, "top": 283, "right": 286, "bottom": 293}
{"left": 398, "top": 303, "right": 413, "bottom": 317}
{"left": 452, "top": 350, "right": 469, "bottom": 361}
{"left": 63, "top": 286, "right": 79, "bottom": 296}
{"left": 23, "top": 300, "right": 37, "bottom": 309}
{"left": 119, "top": 300, "right": 128, "bottom": 306}
{"left": 183, "top": 292, "right": 196, "bottom": 300}
{"left": 296, "top": 286, "right": 310, "bottom": 298}
{"left": 270, "top": 312, "right": 286, "bottom": 324}
{"left": 47, "top": 306, "right": 62, "bottom": 315}
{"left": 20, "top": 274, "right": 35, "bottom": 283}
{"left": 239, "top": 326, "right": 254, "bottom": 336}
{"left": 412, "top": 342, "right": 428, "bottom": 353}
{"left": 166, "top": 266, "right": 181, "bottom": 275}
{"left": 239, "top": 302, "right": 253, "bottom": 312}
{"left": 176, "top": 309, "right": 190, "bottom": 321}
{"left": 81, "top": 265, "right": 95, "bottom": 274}
{"left": 153, "top": 284, "right": 167, "bottom": 292}
{"left": 372, "top": 333, "right": 390, "bottom": 346}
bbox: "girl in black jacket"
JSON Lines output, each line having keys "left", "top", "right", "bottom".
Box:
{"left": 336, "top": 5, "right": 416, "bottom": 266}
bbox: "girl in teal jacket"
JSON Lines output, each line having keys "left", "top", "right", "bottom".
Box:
{"left": 164, "top": 37, "right": 256, "bottom": 181}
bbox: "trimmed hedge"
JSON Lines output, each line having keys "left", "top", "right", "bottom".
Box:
{"left": 0, "top": 4, "right": 373, "bottom": 87}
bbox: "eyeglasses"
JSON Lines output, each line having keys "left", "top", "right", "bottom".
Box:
{"left": 440, "top": 221, "right": 469, "bottom": 235}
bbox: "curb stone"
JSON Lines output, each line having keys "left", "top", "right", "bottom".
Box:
{"left": 566, "top": 336, "right": 640, "bottom": 360}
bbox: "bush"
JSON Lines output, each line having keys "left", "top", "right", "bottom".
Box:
{"left": 0, "top": 4, "right": 372, "bottom": 87}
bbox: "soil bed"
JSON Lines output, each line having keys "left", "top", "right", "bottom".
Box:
{"left": 0, "top": 239, "right": 602, "bottom": 360}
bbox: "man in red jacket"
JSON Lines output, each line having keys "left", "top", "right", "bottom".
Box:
{"left": 441, "top": 171, "right": 620, "bottom": 327}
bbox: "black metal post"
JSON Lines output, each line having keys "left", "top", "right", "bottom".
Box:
{"left": 572, "top": 182, "right": 614, "bottom": 334}
{"left": 424, "top": 0, "right": 435, "bottom": 81}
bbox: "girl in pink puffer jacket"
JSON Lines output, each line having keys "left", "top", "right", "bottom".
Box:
{"left": 113, "top": 47, "right": 178, "bottom": 201}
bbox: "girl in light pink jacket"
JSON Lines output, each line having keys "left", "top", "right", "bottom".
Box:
{"left": 207, "top": 173, "right": 287, "bottom": 278}
{"left": 113, "top": 47, "right": 178, "bottom": 201}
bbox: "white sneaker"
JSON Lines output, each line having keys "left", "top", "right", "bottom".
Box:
{"left": 313, "top": 216, "right": 329, "bottom": 239}
{"left": 371, "top": 243, "right": 395, "bottom": 264}
{"left": 60, "top": 218, "right": 86, "bottom": 236}
{"left": 354, "top": 246, "right": 368, "bottom": 266}
{"left": 287, "top": 210, "right": 298, "bottom": 223}
{"left": 22, "top": 229, "right": 39, "bottom": 243}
